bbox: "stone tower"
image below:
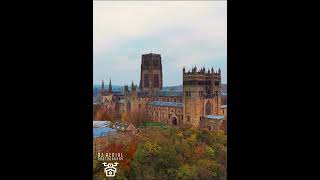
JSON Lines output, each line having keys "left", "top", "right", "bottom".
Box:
{"left": 139, "top": 53, "right": 163, "bottom": 95}
{"left": 130, "top": 81, "right": 138, "bottom": 113}
{"left": 183, "top": 66, "right": 222, "bottom": 127}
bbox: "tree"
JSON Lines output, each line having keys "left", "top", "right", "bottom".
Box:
{"left": 95, "top": 108, "right": 113, "bottom": 121}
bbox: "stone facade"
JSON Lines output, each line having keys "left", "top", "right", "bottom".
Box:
{"left": 183, "top": 66, "right": 222, "bottom": 128}
{"left": 139, "top": 53, "right": 163, "bottom": 95}
{"left": 99, "top": 53, "right": 226, "bottom": 131}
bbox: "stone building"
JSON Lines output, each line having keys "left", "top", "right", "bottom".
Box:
{"left": 183, "top": 66, "right": 222, "bottom": 128}
{"left": 147, "top": 101, "right": 183, "bottom": 126}
{"left": 200, "top": 115, "right": 225, "bottom": 132}
{"left": 99, "top": 53, "right": 226, "bottom": 131}
{"left": 139, "top": 53, "right": 163, "bottom": 95}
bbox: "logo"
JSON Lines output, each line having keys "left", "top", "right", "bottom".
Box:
{"left": 97, "top": 152, "right": 123, "bottom": 161}
{"left": 103, "top": 162, "right": 119, "bottom": 177}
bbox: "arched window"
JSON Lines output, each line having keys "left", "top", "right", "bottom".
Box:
{"left": 205, "top": 101, "right": 212, "bottom": 115}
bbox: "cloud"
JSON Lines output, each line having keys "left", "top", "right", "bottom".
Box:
{"left": 93, "top": 1, "right": 227, "bottom": 85}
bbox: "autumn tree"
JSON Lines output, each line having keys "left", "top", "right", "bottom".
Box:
{"left": 95, "top": 108, "right": 114, "bottom": 121}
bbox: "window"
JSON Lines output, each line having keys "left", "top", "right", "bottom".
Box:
{"left": 144, "top": 75, "right": 149, "bottom": 87}
{"left": 154, "top": 74, "right": 159, "bottom": 88}
{"left": 205, "top": 101, "right": 212, "bottom": 115}
{"left": 214, "top": 81, "right": 220, "bottom": 86}
{"left": 144, "top": 60, "right": 149, "bottom": 66}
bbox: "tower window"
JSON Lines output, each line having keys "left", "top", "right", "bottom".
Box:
{"left": 144, "top": 60, "right": 149, "bottom": 66}
{"left": 144, "top": 75, "right": 149, "bottom": 88}
{"left": 154, "top": 74, "right": 159, "bottom": 88}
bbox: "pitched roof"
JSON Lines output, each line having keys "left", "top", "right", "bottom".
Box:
{"left": 148, "top": 101, "right": 183, "bottom": 108}
{"left": 154, "top": 90, "right": 183, "bottom": 97}
{"left": 206, "top": 115, "right": 225, "bottom": 120}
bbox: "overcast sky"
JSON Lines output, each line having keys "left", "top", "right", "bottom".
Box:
{"left": 93, "top": 1, "right": 227, "bottom": 86}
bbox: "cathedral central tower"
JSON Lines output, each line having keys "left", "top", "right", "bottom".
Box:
{"left": 139, "top": 53, "right": 163, "bottom": 94}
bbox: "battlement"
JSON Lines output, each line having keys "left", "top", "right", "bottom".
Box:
{"left": 183, "top": 66, "right": 221, "bottom": 76}
{"left": 142, "top": 53, "right": 161, "bottom": 58}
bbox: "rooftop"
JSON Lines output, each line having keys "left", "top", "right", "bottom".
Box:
{"left": 93, "top": 127, "right": 116, "bottom": 138}
{"left": 155, "top": 90, "right": 183, "bottom": 97}
{"left": 148, "top": 101, "right": 183, "bottom": 108}
{"left": 137, "top": 90, "right": 183, "bottom": 97}
{"left": 93, "top": 121, "right": 111, "bottom": 128}
{"left": 206, "top": 115, "right": 225, "bottom": 120}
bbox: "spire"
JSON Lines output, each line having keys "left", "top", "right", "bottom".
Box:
{"left": 108, "top": 78, "right": 112, "bottom": 94}
{"left": 101, "top": 80, "right": 106, "bottom": 95}
{"left": 183, "top": 67, "right": 185, "bottom": 73}
{"left": 131, "top": 81, "right": 136, "bottom": 91}
{"left": 218, "top": 68, "right": 221, "bottom": 74}
{"left": 211, "top": 67, "right": 214, "bottom": 73}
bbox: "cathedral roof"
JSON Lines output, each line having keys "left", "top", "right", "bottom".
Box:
{"left": 155, "top": 90, "right": 183, "bottom": 97}
{"left": 148, "top": 101, "right": 183, "bottom": 108}
{"left": 137, "top": 91, "right": 148, "bottom": 97}
{"left": 136, "top": 90, "right": 183, "bottom": 97}
{"left": 206, "top": 115, "right": 225, "bottom": 120}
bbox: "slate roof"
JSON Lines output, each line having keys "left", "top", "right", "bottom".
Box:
{"left": 206, "top": 115, "right": 225, "bottom": 120}
{"left": 148, "top": 101, "right": 183, "bottom": 108}
{"left": 137, "top": 91, "right": 148, "bottom": 97}
{"left": 93, "top": 127, "right": 116, "bottom": 138}
{"left": 137, "top": 90, "right": 183, "bottom": 97}
{"left": 154, "top": 90, "right": 183, "bottom": 97}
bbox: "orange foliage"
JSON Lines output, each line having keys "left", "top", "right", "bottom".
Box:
{"left": 122, "top": 137, "right": 139, "bottom": 170}
{"left": 103, "top": 143, "right": 125, "bottom": 154}
{"left": 195, "top": 144, "right": 206, "bottom": 158}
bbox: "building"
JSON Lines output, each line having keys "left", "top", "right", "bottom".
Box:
{"left": 139, "top": 53, "right": 163, "bottom": 95}
{"left": 221, "top": 105, "right": 227, "bottom": 116}
{"left": 98, "top": 53, "right": 226, "bottom": 130}
{"left": 201, "top": 115, "right": 225, "bottom": 132}
{"left": 93, "top": 121, "right": 116, "bottom": 156}
{"left": 147, "top": 101, "right": 183, "bottom": 125}
{"left": 183, "top": 66, "right": 222, "bottom": 128}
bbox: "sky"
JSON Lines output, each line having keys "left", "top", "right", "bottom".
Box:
{"left": 93, "top": 1, "right": 227, "bottom": 86}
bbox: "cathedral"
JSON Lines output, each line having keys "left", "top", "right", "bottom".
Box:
{"left": 99, "top": 53, "right": 226, "bottom": 132}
